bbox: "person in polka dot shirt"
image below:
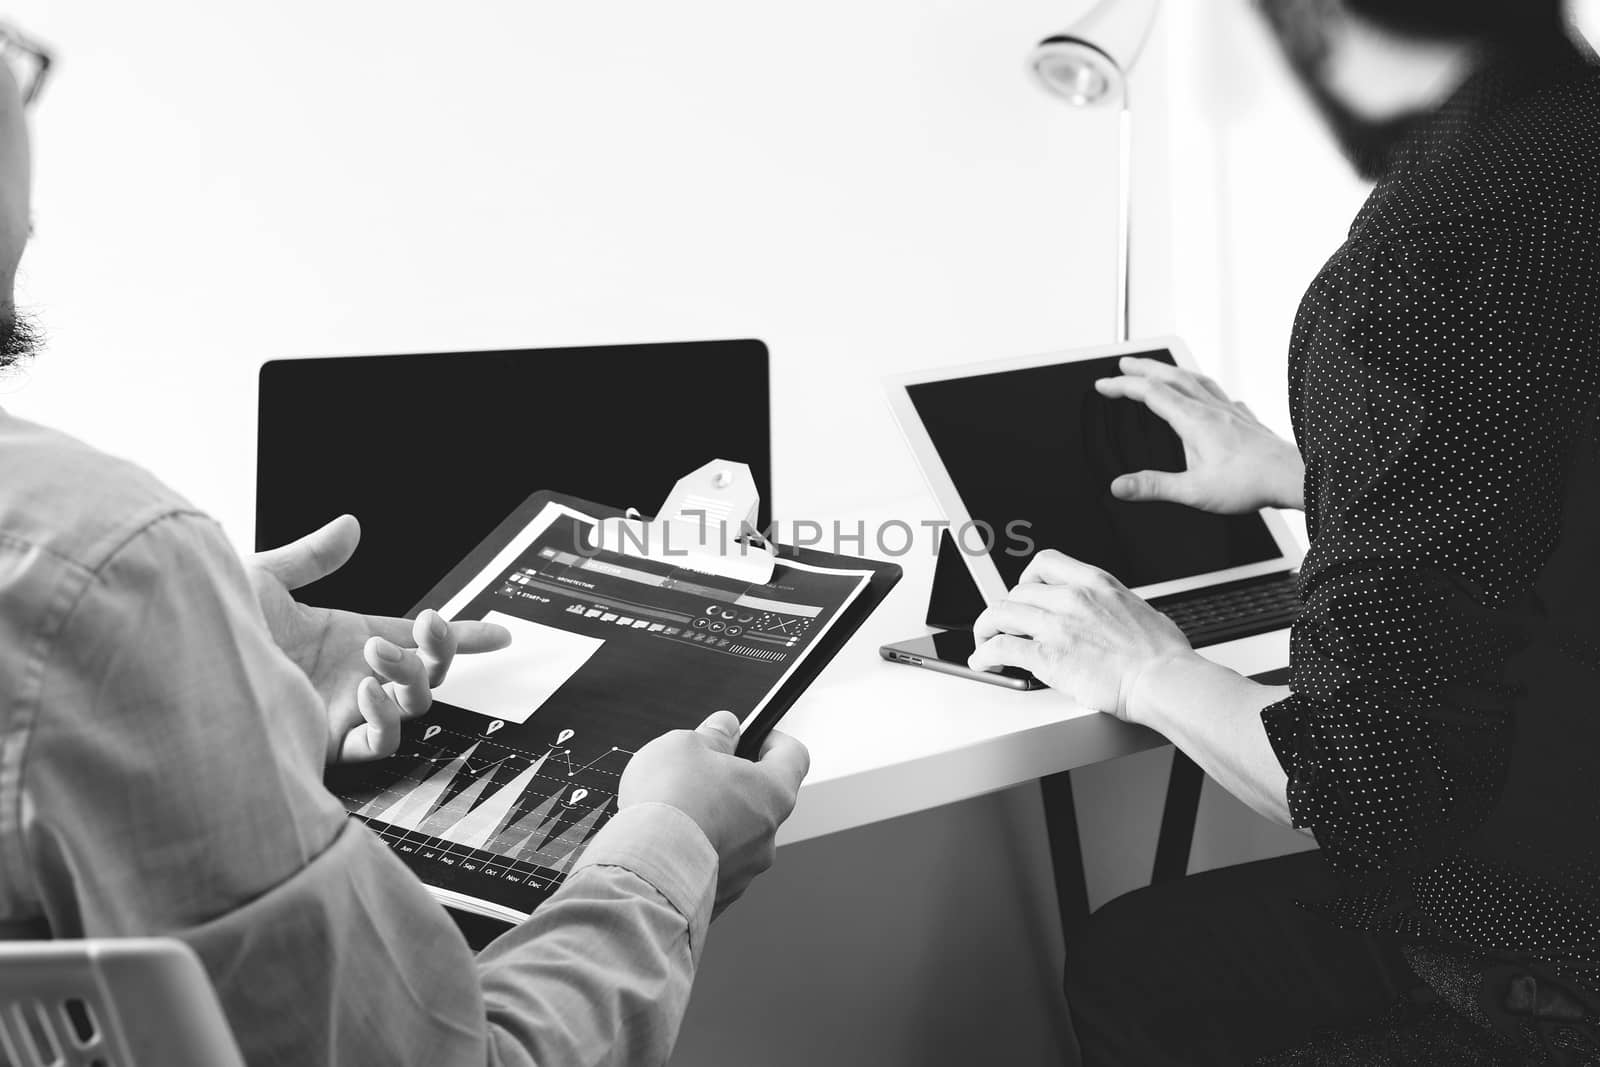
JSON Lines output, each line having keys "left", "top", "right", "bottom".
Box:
{"left": 972, "top": 0, "right": 1600, "bottom": 1061}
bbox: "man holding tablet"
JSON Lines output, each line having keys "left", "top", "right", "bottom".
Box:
{"left": 0, "top": 28, "right": 807, "bottom": 1067}
{"left": 966, "top": 0, "right": 1600, "bottom": 1063}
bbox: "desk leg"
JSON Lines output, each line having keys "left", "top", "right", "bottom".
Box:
{"left": 1042, "top": 746, "right": 1207, "bottom": 946}
{"left": 1147, "top": 669, "right": 1285, "bottom": 886}
{"left": 1038, "top": 770, "right": 1089, "bottom": 948}
{"left": 1151, "top": 749, "right": 1203, "bottom": 884}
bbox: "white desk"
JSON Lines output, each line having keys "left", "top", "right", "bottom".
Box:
{"left": 773, "top": 490, "right": 1292, "bottom": 846}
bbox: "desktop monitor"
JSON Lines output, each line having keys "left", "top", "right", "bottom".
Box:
{"left": 256, "top": 339, "right": 771, "bottom": 618}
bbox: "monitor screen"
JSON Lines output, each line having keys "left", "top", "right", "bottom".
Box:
{"left": 904, "top": 350, "right": 1282, "bottom": 591}
{"left": 257, "top": 340, "right": 770, "bottom": 618}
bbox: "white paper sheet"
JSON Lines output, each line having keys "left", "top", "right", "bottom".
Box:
{"left": 432, "top": 609, "right": 604, "bottom": 724}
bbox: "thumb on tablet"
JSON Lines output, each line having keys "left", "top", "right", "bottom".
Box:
{"left": 757, "top": 730, "right": 810, "bottom": 793}
{"left": 695, "top": 710, "right": 742, "bottom": 754}
{"left": 1111, "top": 469, "right": 1188, "bottom": 505}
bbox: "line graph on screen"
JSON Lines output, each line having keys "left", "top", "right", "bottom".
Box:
{"left": 338, "top": 726, "right": 634, "bottom": 890}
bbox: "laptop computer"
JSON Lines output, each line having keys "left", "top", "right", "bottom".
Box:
{"left": 884, "top": 336, "right": 1303, "bottom": 653}
{"left": 256, "top": 339, "right": 771, "bottom": 619}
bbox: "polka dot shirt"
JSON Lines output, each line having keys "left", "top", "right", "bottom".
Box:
{"left": 1259, "top": 39, "right": 1600, "bottom": 992}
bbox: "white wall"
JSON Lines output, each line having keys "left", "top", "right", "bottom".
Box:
{"left": 2, "top": 0, "right": 1139, "bottom": 540}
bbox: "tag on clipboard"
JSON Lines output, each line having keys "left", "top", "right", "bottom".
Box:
{"left": 587, "top": 460, "right": 777, "bottom": 584}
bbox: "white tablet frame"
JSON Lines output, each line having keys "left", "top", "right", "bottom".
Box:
{"left": 884, "top": 335, "right": 1304, "bottom": 606}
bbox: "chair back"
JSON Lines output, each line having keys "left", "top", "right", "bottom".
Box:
{"left": 0, "top": 938, "right": 244, "bottom": 1067}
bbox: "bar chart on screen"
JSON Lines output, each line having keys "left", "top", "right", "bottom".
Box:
{"left": 338, "top": 722, "right": 635, "bottom": 897}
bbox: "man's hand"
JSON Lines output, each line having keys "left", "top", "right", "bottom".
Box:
{"left": 1095, "top": 356, "right": 1305, "bottom": 513}
{"left": 249, "top": 515, "right": 511, "bottom": 764}
{"left": 619, "top": 711, "right": 809, "bottom": 917}
{"left": 968, "top": 549, "right": 1195, "bottom": 723}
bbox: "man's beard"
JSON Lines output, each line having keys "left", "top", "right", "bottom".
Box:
{"left": 1298, "top": 74, "right": 1432, "bottom": 182}
{"left": 1268, "top": 19, "right": 1434, "bottom": 183}
{"left": 0, "top": 310, "right": 40, "bottom": 370}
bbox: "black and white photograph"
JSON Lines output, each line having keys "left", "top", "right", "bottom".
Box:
{"left": 1, "top": 1, "right": 1599, "bottom": 1064}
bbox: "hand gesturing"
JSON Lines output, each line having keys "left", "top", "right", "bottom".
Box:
{"left": 249, "top": 515, "right": 511, "bottom": 763}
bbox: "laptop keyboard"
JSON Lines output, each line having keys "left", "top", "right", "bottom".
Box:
{"left": 1148, "top": 572, "right": 1302, "bottom": 648}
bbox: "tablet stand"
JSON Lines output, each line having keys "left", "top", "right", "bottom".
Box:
{"left": 924, "top": 530, "right": 988, "bottom": 632}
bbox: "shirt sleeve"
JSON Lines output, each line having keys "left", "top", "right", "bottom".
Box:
{"left": 1263, "top": 202, "right": 1599, "bottom": 875}
{"left": 19, "top": 511, "right": 717, "bottom": 1067}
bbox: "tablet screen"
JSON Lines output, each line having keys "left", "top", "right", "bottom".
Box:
{"left": 904, "top": 350, "right": 1282, "bottom": 591}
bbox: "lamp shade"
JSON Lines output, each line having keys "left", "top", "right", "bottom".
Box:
{"left": 1029, "top": 0, "right": 1159, "bottom": 105}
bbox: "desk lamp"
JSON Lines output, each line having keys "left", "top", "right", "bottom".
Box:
{"left": 1028, "top": 0, "right": 1160, "bottom": 341}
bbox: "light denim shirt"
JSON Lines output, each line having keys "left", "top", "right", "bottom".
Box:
{"left": 0, "top": 410, "right": 717, "bottom": 1066}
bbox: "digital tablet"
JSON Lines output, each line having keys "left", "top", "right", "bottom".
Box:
{"left": 884, "top": 336, "right": 1303, "bottom": 607}
{"left": 326, "top": 490, "right": 900, "bottom": 922}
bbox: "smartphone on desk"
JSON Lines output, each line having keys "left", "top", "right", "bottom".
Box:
{"left": 880, "top": 630, "right": 1047, "bottom": 691}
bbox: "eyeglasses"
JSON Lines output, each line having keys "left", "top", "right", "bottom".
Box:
{"left": 0, "top": 22, "right": 52, "bottom": 109}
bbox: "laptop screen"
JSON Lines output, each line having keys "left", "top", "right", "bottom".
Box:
{"left": 257, "top": 340, "right": 770, "bottom": 618}
{"left": 904, "top": 349, "right": 1282, "bottom": 591}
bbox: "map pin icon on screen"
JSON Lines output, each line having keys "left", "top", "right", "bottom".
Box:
{"left": 568, "top": 788, "right": 589, "bottom": 805}
{"left": 423, "top": 724, "right": 441, "bottom": 741}
{"left": 557, "top": 729, "right": 574, "bottom": 746}
{"left": 486, "top": 720, "right": 505, "bottom": 736}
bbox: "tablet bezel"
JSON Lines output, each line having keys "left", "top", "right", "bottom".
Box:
{"left": 884, "top": 335, "right": 1304, "bottom": 606}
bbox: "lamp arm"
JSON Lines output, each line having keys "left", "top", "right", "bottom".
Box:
{"left": 1116, "top": 87, "right": 1132, "bottom": 343}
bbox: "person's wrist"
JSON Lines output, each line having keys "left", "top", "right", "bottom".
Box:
{"left": 1124, "top": 649, "right": 1215, "bottom": 730}
{"left": 608, "top": 801, "right": 722, "bottom": 862}
{"left": 1275, "top": 447, "right": 1306, "bottom": 511}
{"left": 636, "top": 798, "right": 728, "bottom": 857}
